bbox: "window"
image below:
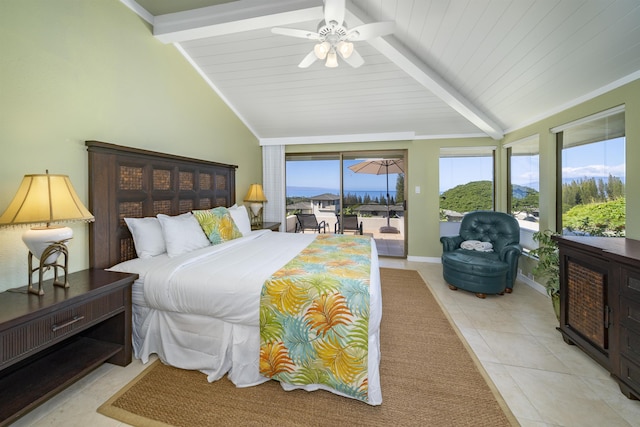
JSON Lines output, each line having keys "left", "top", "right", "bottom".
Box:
{"left": 439, "top": 147, "right": 496, "bottom": 222}
{"left": 553, "top": 106, "right": 625, "bottom": 236}
{"left": 506, "top": 136, "right": 540, "bottom": 232}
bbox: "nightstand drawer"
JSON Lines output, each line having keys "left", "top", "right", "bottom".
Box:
{"left": 0, "top": 289, "right": 125, "bottom": 367}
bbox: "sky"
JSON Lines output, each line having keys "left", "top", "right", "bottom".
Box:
{"left": 286, "top": 159, "right": 399, "bottom": 192}
{"left": 286, "top": 137, "right": 625, "bottom": 194}
{"left": 440, "top": 137, "right": 625, "bottom": 192}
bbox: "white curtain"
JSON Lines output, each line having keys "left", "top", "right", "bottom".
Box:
{"left": 262, "top": 145, "right": 286, "bottom": 230}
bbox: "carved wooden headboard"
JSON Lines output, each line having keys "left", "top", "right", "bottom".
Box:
{"left": 86, "top": 141, "right": 238, "bottom": 269}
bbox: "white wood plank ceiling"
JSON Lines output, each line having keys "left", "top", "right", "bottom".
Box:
{"left": 128, "top": 0, "right": 640, "bottom": 144}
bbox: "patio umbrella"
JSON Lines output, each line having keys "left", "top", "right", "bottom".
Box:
{"left": 348, "top": 158, "right": 404, "bottom": 233}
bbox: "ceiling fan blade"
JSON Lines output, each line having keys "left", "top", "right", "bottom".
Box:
{"left": 323, "top": 0, "right": 345, "bottom": 25}
{"left": 341, "top": 48, "right": 364, "bottom": 68}
{"left": 298, "top": 50, "right": 318, "bottom": 68}
{"left": 347, "top": 21, "right": 395, "bottom": 41}
{"left": 272, "top": 27, "right": 320, "bottom": 40}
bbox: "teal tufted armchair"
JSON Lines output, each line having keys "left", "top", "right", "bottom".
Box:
{"left": 440, "top": 211, "right": 522, "bottom": 298}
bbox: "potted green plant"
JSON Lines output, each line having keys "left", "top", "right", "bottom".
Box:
{"left": 530, "top": 230, "right": 560, "bottom": 320}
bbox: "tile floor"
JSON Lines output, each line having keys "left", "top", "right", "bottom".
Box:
{"left": 10, "top": 259, "right": 640, "bottom": 426}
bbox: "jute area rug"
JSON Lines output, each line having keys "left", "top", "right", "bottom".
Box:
{"left": 98, "top": 268, "right": 518, "bottom": 426}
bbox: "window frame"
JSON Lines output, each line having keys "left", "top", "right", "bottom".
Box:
{"left": 552, "top": 105, "right": 626, "bottom": 234}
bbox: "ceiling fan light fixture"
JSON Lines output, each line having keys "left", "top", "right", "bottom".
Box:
{"left": 271, "top": 0, "right": 394, "bottom": 69}
{"left": 337, "top": 41, "right": 354, "bottom": 58}
{"left": 314, "top": 41, "right": 331, "bottom": 59}
{"left": 325, "top": 49, "right": 339, "bottom": 68}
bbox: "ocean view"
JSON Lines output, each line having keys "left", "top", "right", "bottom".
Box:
{"left": 287, "top": 186, "right": 397, "bottom": 200}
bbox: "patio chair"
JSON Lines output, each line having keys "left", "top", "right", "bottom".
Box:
{"left": 335, "top": 214, "right": 363, "bottom": 235}
{"left": 295, "top": 214, "right": 327, "bottom": 233}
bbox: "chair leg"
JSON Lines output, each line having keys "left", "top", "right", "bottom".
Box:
{"left": 448, "top": 285, "right": 458, "bottom": 291}
{"left": 475, "top": 293, "right": 486, "bottom": 299}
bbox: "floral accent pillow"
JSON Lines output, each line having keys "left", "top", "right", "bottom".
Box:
{"left": 193, "top": 207, "right": 243, "bottom": 245}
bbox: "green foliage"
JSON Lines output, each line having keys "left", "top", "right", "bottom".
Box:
{"left": 561, "top": 175, "right": 625, "bottom": 213}
{"left": 440, "top": 180, "right": 493, "bottom": 213}
{"left": 530, "top": 230, "right": 560, "bottom": 297}
{"left": 563, "top": 197, "right": 626, "bottom": 236}
{"left": 438, "top": 176, "right": 625, "bottom": 236}
{"left": 343, "top": 193, "right": 382, "bottom": 205}
{"left": 396, "top": 174, "right": 405, "bottom": 204}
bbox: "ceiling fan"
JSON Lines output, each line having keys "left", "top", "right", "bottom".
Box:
{"left": 271, "top": 0, "right": 394, "bottom": 68}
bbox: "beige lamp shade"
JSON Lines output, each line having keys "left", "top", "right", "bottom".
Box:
{"left": 244, "top": 184, "right": 267, "bottom": 203}
{"left": 0, "top": 173, "right": 94, "bottom": 226}
{"left": 243, "top": 184, "right": 267, "bottom": 228}
{"left": 0, "top": 172, "right": 93, "bottom": 295}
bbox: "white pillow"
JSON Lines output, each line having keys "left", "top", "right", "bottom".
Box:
{"left": 228, "top": 204, "right": 252, "bottom": 235}
{"left": 124, "top": 217, "right": 166, "bottom": 258}
{"left": 157, "top": 212, "right": 210, "bottom": 257}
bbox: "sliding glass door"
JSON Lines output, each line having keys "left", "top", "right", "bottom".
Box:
{"left": 286, "top": 150, "right": 406, "bottom": 257}
{"left": 343, "top": 152, "right": 405, "bottom": 257}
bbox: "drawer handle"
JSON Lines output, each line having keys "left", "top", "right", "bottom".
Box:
{"left": 52, "top": 315, "right": 85, "bottom": 332}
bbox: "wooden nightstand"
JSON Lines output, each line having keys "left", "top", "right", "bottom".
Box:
{"left": 253, "top": 222, "right": 281, "bottom": 231}
{"left": 0, "top": 269, "right": 137, "bottom": 426}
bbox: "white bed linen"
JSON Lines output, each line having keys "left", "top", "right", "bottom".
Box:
{"left": 110, "top": 230, "right": 382, "bottom": 404}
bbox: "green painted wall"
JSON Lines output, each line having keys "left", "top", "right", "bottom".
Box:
{"left": 0, "top": 0, "right": 260, "bottom": 290}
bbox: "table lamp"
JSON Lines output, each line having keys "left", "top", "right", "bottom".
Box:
{"left": 0, "top": 171, "right": 95, "bottom": 295}
{"left": 244, "top": 184, "right": 267, "bottom": 229}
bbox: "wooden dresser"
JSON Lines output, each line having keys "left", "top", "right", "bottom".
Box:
{"left": 0, "top": 269, "right": 137, "bottom": 425}
{"left": 554, "top": 236, "right": 640, "bottom": 400}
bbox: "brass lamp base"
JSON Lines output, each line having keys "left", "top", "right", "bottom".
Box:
{"left": 28, "top": 241, "right": 70, "bottom": 296}
{"left": 248, "top": 205, "right": 264, "bottom": 229}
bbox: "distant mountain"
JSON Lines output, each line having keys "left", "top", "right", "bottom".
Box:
{"left": 512, "top": 184, "right": 538, "bottom": 199}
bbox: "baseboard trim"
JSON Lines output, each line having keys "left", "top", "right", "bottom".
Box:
{"left": 407, "top": 256, "right": 440, "bottom": 263}
{"left": 518, "top": 273, "right": 548, "bottom": 296}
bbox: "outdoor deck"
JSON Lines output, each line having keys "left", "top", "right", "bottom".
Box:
{"left": 286, "top": 215, "right": 405, "bottom": 257}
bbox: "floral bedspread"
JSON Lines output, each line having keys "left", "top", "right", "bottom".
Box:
{"left": 259, "top": 234, "right": 372, "bottom": 402}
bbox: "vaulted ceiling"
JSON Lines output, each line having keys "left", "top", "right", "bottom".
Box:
{"left": 128, "top": 0, "right": 640, "bottom": 144}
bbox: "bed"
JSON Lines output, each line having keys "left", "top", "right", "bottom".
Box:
{"left": 86, "top": 141, "right": 382, "bottom": 405}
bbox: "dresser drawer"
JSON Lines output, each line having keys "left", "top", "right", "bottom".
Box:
{"left": 0, "top": 289, "right": 125, "bottom": 368}
{"left": 619, "top": 354, "right": 640, "bottom": 395}
{"left": 619, "top": 296, "right": 640, "bottom": 336}
{"left": 620, "top": 325, "right": 640, "bottom": 365}
{"left": 620, "top": 266, "right": 640, "bottom": 302}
